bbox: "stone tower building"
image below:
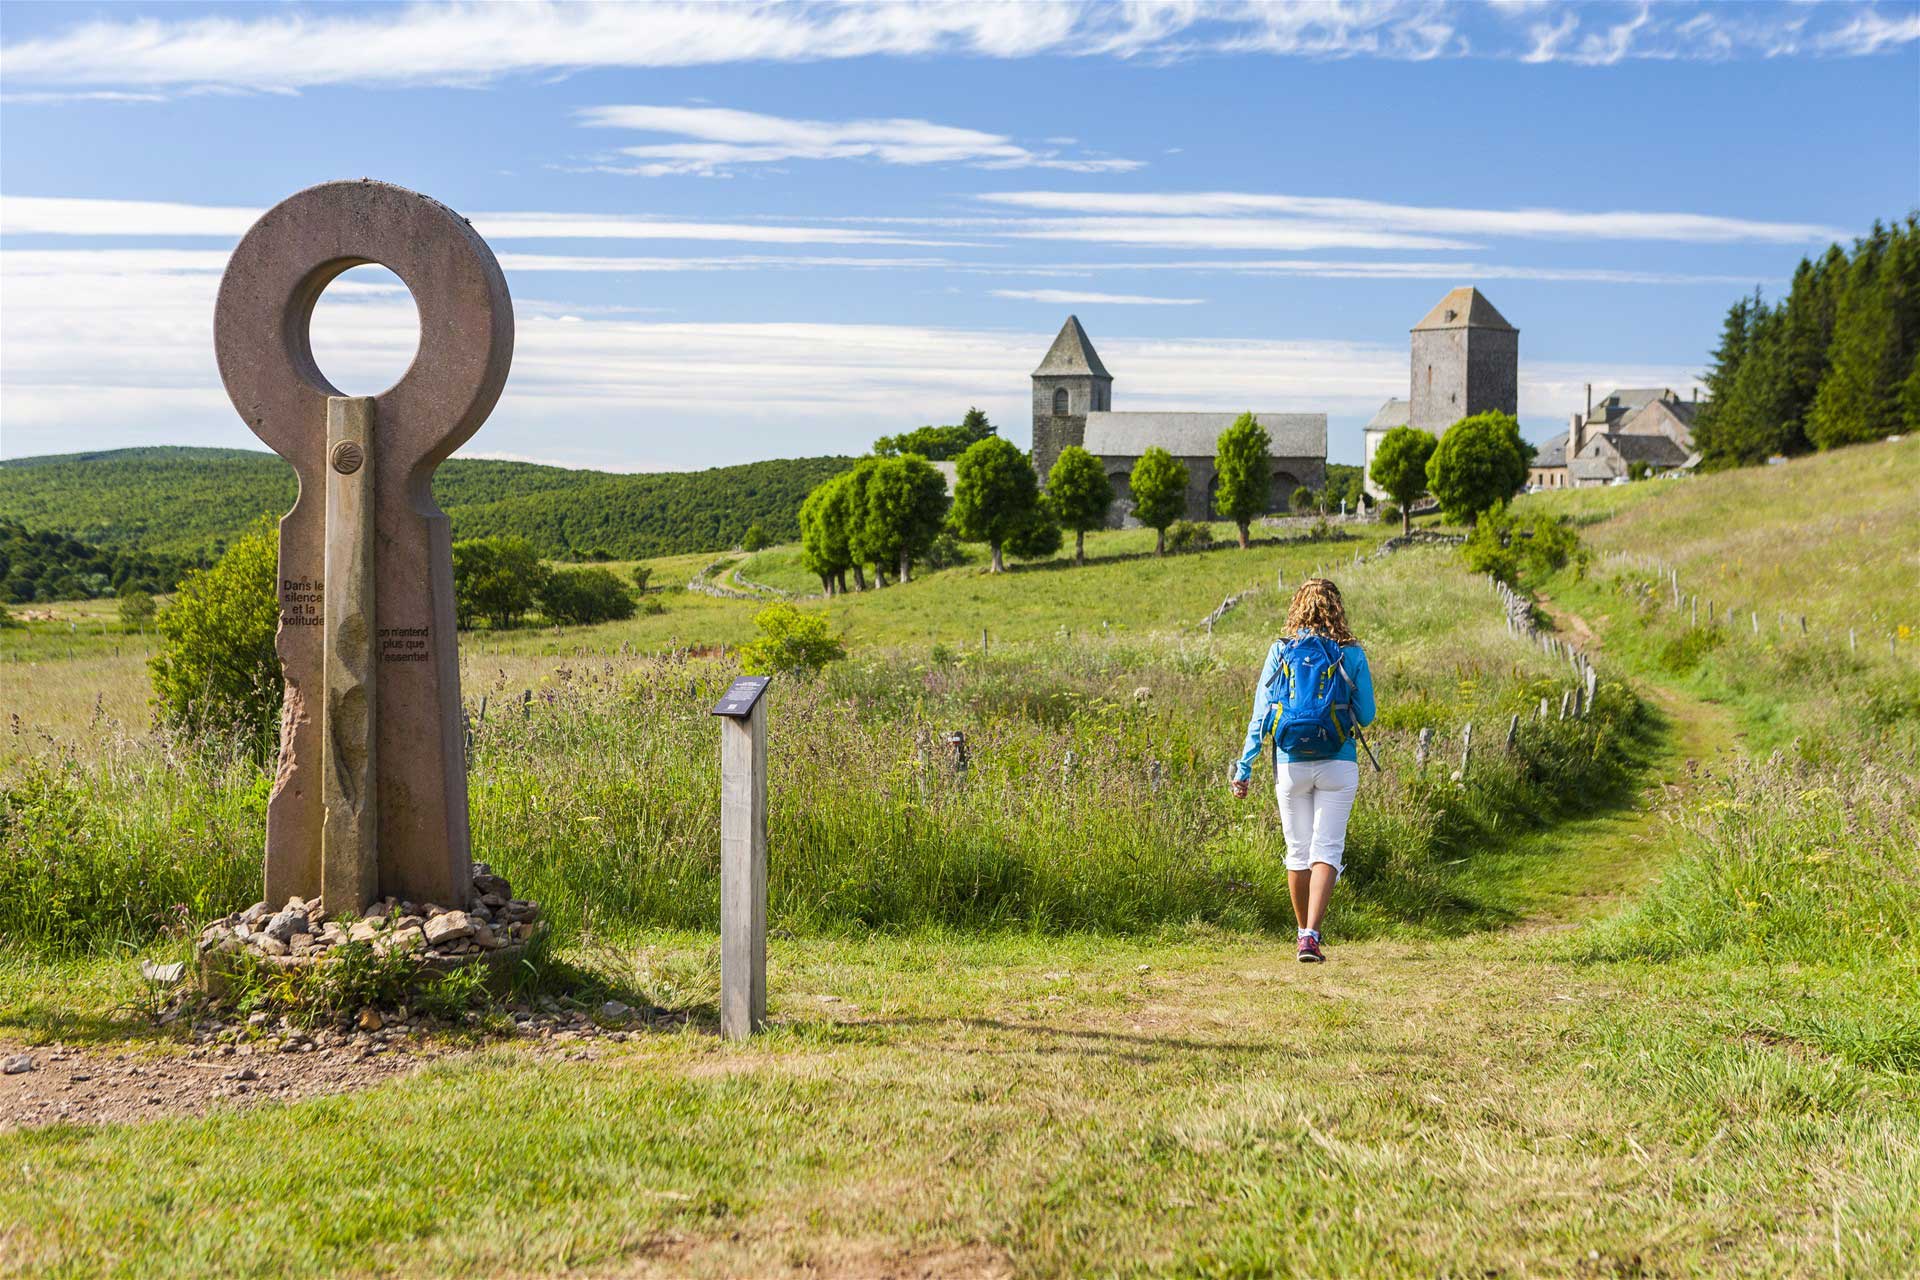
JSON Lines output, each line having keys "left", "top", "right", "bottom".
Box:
{"left": 1029, "top": 315, "right": 1112, "bottom": 482}
{"left": 1364, "top": 286, "right": 1520, "bottom": 499}
{"left": 1408, "top": 286, "right": 1518, "bottom": 433}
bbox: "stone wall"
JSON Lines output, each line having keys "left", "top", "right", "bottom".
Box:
{"left": 1409, "top": 326, "right": 1468, "bottom": 434}
{"left": 1467, "top": 328, "right": 1520, "bottom": 421}
{"left": 1096, "top": 455, "right": 1326, "bottom": 527}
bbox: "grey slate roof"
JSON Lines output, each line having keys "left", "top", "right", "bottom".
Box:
{"left": 1032, "top": 315, "right": 1112, "bottom": 379}
{"left": 1084, "top": 412, "right": 1327, "bottom": 459}
{"left": 1609, "top": 432, "right": 1690, "bottom": 465}
{"left": 1533, "top": 431, "right": 1569, "bottom": 468}
{"left": 1365, "top": 398, "right": 1410, "bottom": 431}
{"left": 1411, "top": 287, "right": 1516, "bottom": 332}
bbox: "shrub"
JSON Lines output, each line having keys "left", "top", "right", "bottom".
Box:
{"left": 1461, "top": 508, "right": 1583, "bottom": 586}
{"left": 1166, "top": 520, "right": 1214, "bottom": 552}
{"left": 1290, "top": 486, "right": 1318, "bottom": 513}
{"left": 736, "top": 602, "right": 845, "bottom": 677}
{"left": 148, "top": 517, "right": 281, "bottom": 752}
{"left": 1378, "top": 501, "right": 1401, "bottom": 527}
{"left": 741, "top": 521, "right": 772, "bottom": 552}
{"left": 452, "top": 536, "right": 548, "bottom": 629}
{"left": 630, "top": 564, "right": 653, "bottom": 593}
{"left": 924, "top": 529, "right": 969, "bottom": 570}
{"left": 540, "top": 566, "right": 637, "bottom": 626}
{"left": 118, "top": 588, "right": 157, "bottom": 629}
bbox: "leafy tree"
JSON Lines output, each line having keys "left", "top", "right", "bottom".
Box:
{"left": 1045, "top": 446, "right": 1113, "bottom": 564}
{"left": 860, "top": 455, "right": 950, "bottom": 583}
{"left": 118, "top": 589, "right": 157, "bottom": 629}
{"left": 737, "top": 602, "right": 845, "bottom": 677}
{"left": 1322, "top": 463, "right": 1366, "bottom": 514}
{"left": 840, "top": 459, "right": 883, "bottom": 588}
{"left": 1127, "top": 447, "right": 1189, "bottom": 555}
{"left": 741, "top": 522, "right": 772, "bottom": 552}
{"left": 798, "top": 473, "right": 855, "bottom": 594}
{"left": 1426, "top": 412, "right": 1532, "bottom": 525}
{"left": 873, "top": 408, "right": 996, "bottom": 460}
{"left": 539, "top": 566, "right": 637, "bottom": 626}
{"left": 451, "top": 536, "right": 549, "bottom": 630}
{"left": 1290, "top": 486, "right": 1318, "bottom": 513}
{"left": 1212, "top": 412, "right": 1272, "bottom": 548}
{"left": 630, "top": 564, "right": 653, "bottom": 593}
{"left": 949, "top": 436, "right": 1039, "bottom": 573}
{"left": 1005, "top": 495, "right": 1064, "bottom": 561}
{"left": 1369, "top": 425, "right": 1437, "bottom": 535}
{"left": 147, "top": 518, "right": 281, "bottom": 752}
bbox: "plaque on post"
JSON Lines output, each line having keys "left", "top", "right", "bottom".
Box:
{"left": 712, "top": 676, "right": 770, "bottom": 1038}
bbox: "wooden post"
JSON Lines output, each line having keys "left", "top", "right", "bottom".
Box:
{"left": 1505, "top": 713, "right": 1519, "bottom": 752}
{"left": 719, "top": 692, "right": 768, "bottom": 1041}
{"left": 1585, "top": 665, "right": 1598, "bottom": 713}
{"left": 1459, "top": 722, "right": 1473, "bottom": 775}
{"left": 321, "top": 397, "right": 379, "bottom": 914}
{"left": 1799, "top": 615, "right": 1807, "bottom": 635}
{"left": 1538, "top": 696, "right": 1549, "bottom": 719}
{"left": 1559, "top": 690, "right": 1571, "bottom": 720}
{"left": 1751, "top": 611, "right": 1759, "bottom": 636}
{"left": 1061, "top": 750, "right": 1076, "bottom": 791}
{"left": 1690, "top": 596, "right": 1697, "bottom": 627}
{"left": 944, "top": 730, "right": 969, "bottom": 779}
{"left": 1850, "top": 628, "right": 1856, "bottom": 652}
{"left": 1415, "top": 727, "right": 1432, "bottom": 768}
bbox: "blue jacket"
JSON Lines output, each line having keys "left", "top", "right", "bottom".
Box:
{"left": 1233, "top": 637, "right": 1375, "bottom": 780}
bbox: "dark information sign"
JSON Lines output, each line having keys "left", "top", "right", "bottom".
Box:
{"left": 710, "top": 675, "right": 771, "bottom": 718}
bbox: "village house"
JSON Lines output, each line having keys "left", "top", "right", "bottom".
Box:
{"left": 1563, "top": 385, "right": 1703, "bottom": 486}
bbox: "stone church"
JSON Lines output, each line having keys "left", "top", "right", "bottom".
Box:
{"left": 1362, "top": 287, "right": 1519, "bottom": 500}
{"left": 1030, "top": 317, "right": 1328, "bottom": 526}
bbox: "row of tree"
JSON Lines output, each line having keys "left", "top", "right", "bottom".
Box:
{"left": 1696, "top": 215, "right": 1920, "bottom": 467}
{"left": 450, "top": 537, "right": 641, "bottom": 630}
{"left": 1367, "top": 411, "right": 1534, "bottom": 531}
{"left": 799, "top": 412, "right": 1329, "bottom": 591}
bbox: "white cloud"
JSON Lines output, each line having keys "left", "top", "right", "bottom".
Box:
{"left": 577, "top": 104, "right": 1141, "bottom": 177}
{"left": 1089, "top": 258, "right": 1769, "bottom": 286}
{"left": 978, "top": 191, "right": 1847, "bottom": 245}
{"left": 0, "top": 244, "right": 1703, "bottom": 467}
{"left": 0, "top": 195, "right": 964, "bottom": 247}
{"left": 990, "top": 288, "right": 1205, "bottom": 305}
{"left": 1, "top": 1, "right": 1911, "bottom": 95}
{"left": 1011, "top": 218, "right": 1475, "bottom": 252}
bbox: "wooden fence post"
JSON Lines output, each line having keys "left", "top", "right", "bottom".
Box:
{"left": 1559, "top": 690, "right": 1572, "bottom": 720}
{"left": 1459, "top": 722, "right": 1473, "bottom": 775}
{"left": 944, "top": 730, "right": 969, "bottom": 779}
{"left": 1505, "top": 713, "right": 1519, "bottom": 752}
{"left": 1415, "top": 727, "right": 1432, "bottom": 768}
{"left": 713, "top": 676, "right": 771, "bottom": 1041}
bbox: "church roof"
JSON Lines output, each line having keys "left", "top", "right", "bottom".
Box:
{"left": 1084, "top": 412, "right": 1326, "bottom": 460}
{"left": 1032, "top": 315, "right": 1112, "bottom": 379}
{"left": 1364, "top": 398, "right": 1410, "bottom": 432}
{"left": 1411, "top": 287, "right": 1516, "bottom": 333}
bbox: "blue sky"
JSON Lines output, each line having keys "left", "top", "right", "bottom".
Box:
{"left": 2, "top": 1, "right": 1916, "bottom": 471}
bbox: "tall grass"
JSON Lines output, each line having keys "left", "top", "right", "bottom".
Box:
{"left": 1, "top": 548, "right": 1634, "bottom": 955}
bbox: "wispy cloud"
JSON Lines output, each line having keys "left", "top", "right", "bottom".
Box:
{"left": 0, "top": 244, "right": 1704, "bottom": 465}
{"left": 991, "top": 288, "right": 1204, "bottom": 306}
{"left": 978, "top": 191, "right": 1847, "bottom": 245}
{"left": 0, "top": 195, "right": 965, "bottom": 247}
{"left": 576, "top": 104, "right": 1141, "bottom": 177}
{"left": 1, "top": 2, "right": 1912, "bottom": 96}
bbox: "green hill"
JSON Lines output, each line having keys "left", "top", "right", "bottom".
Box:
{"left": 0, "top": 446, "right": 854, "bottom": 560}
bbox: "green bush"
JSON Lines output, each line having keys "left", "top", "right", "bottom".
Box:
{"left": 147, "top": 517, "right": 281, "bottom": 752}
{"left": 1462, "top": 508, "right": 1583, "bottom": 587}
{"left": 118, "top": 588, "right": 157, "bottom": 629}
{"left": 540, "top": 566, "right": 637, "bottom": 626}
{"left": 741, "top": 521, "right": 772, "bottom": 552}
{"left": 1166, "top": 520, "right": 1214, "bottom": 552}
{"left": 630, "top": 564, "right": 653, "bottom": 593}
{"left": 736, "top": 602, "right": 846, "bottom": 677}
{"left": 452, "top": 536, "right": 548, "bottom": 629}
{"left": 1290, "top": 486, "right": 1318, "bottom": 513}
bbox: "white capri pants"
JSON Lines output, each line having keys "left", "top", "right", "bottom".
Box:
{"left": 1274, "top": 759, "right": 1361, "bottom": 877}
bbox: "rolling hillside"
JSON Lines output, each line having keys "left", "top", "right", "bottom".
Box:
{"left": 0, "top": 446, "right": 853, "bottom": 560}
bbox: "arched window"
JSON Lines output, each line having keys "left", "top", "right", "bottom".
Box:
{"left": 1053, "top": 387, "right": 1069, "bottom": 414}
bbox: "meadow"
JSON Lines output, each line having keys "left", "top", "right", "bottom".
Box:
{"left": 2, "top": 453, "right": 1917, "bottom": 1277}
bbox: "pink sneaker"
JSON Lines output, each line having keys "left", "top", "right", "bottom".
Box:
{"left": 1297, "top": 935, "right": 1325, "bottom": 963}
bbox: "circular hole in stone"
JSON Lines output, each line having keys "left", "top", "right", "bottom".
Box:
{"left": 306, "top": 264, "right": 421, "bottom": 395}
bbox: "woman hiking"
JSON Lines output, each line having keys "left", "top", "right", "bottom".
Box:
{"left": 1231, "top": 578, "right": 1375, "bottom": 963}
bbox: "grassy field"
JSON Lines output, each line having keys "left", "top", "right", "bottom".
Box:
{"left": 3, "top": 458, "right": 1917, "bottom": 1276}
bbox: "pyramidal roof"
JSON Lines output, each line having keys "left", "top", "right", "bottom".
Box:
{"left": 1032, "top": 315, "right": 1112, "bottom": 378}
{"left": 1412, "top": 287, "right": 1516, "bottom": 332}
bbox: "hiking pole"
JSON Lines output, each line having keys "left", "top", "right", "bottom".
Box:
{"left": 1353, "top": 727, "right": 1382, "bottom": 774}
{"left": 1330, "top": 660, "right": 1383, "bottom": 774}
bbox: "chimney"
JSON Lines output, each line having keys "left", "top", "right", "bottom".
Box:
{"left": 1692, "top": 385, "right": 1700, "bottom": 403}
{"left": 1585, "top": 383, "right": 1592, "bottom": 421}
{"left": 1570, "top": 411, "right": 1585, "bottom": 459}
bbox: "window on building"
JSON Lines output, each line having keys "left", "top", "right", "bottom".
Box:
{"left": 1053, "top": 387, "right": 1069, "bottom": 414}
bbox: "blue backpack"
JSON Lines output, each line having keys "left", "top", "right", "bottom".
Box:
{"left": 1265, "top": 634, "right": 1355, "bottom": 762}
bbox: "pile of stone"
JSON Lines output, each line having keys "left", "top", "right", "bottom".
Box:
{"left": 198, "top": 863, "right": 541, "bottom": 974}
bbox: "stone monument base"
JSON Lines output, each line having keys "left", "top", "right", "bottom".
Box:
{"left": 197, "top": 863, "right": 544, "bottom": 998}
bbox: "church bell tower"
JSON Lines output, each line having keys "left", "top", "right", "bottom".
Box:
{"left": 1030, "top": 315, "right": 1112, "bottom": 480}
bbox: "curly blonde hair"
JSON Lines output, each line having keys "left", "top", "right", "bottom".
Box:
{"left": 1286, "top": 578, "right": 1357, "bottom": 645}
